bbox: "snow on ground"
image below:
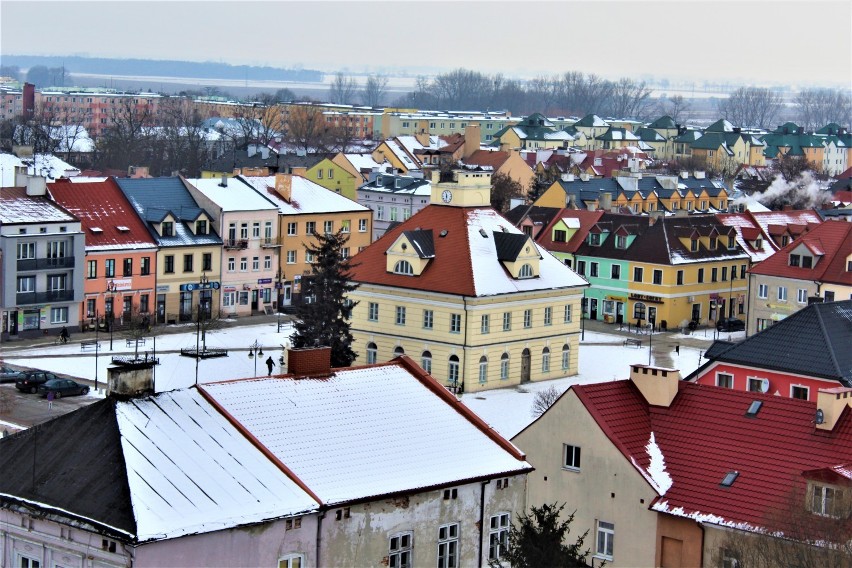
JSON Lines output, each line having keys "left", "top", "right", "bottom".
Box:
{"left": 3, "top": 322, "right": 707, "bottom": 439}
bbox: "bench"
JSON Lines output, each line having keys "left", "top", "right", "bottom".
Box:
{"left": 126, "top": 338, "right": 147, "bottom": 347}
{"left": 80, "top": 340, "right": 98, "bottom": 350}
{"left": 623, "top": 338, "right": 642, "bottom": 348}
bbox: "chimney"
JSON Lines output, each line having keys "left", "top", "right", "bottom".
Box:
{"left": 599, "top": 192, "right": 613, "bottom": 211}
{"left": 680, "top": 171, "right": 689, "bottom": 179}
{"left": 291, "top": 166, "right": 307, "bottom": 177}
{"left": 23, "top": 83, "right": 35, "bottom": 120}
{"left": 649, "top": 210, "right": 664, "bottom": 224}
{"left": 108, "top": 361, "right": 156, "bottom": 400}
{"left": 694, "top": 170, "right": 706, "bottom": 180}
{"left": 25, "top": 175, "right": 47, "bottom": 197}
{"left": 562, "top": 173, "right": 575, "bottom": 182}
{"left": 816, "top": 387, "right": 852, "bottom": 431}
{"left": 415, "top": 131, "right": 431, "bottom": 147}
{"left": 464, "top": 123, "right": 481, "bottom": 159}
{"left": 275, "top": 173, "right": 293, "bottom": 201}
{"left": 288, "top": 346, "right": 333, "bottom": 377}
{"left": 567, "top": 193, "right": 577, "bottom": 209}
{"left": 631, "top": 364, "right": 681, "bottom": 407}
{"left": 580, "top": 173, "right": 590, "bottom": 182}
{"left": 219, "top": 174, "right": 228, "bottom": 187}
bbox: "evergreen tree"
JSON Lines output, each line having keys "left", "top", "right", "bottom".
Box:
{"left": 291, "top": 229, "right": 359, "bottom": 367}
{"left": 493, "top": 503, "right": 594, "bottom": 568}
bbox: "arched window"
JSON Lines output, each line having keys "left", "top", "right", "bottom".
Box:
{"left": 448, "top": 355, "right": 460, "bottom": 388}
{"left": 421, "top": 350, "right": 432, "bottom": 374}
{"left": 479, "top": 356, "right": 488, "bottom": 384}
{"left": 519, "top": 263, "right": 534, "bottom": 279}
{"left": 394, "top": 260, "right": 414, "bottom": 275}
{"left": 542, "top": 347, "right": 551, "bottom": 373}
{"left": 393, "top": 345, "right": 405, "bottom": 357}
{"left": 500, "top": 352, "right": 510, "bottom": 380}
{"left": 366, "top": 342, "right": 377, "bottom": 364}
{"left": 561, "top": 344, "right": 571, "bottom": 371}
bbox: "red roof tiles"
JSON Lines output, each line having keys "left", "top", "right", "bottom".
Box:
{"left": 749, "top": 221, "right": 852, "bottom": 285}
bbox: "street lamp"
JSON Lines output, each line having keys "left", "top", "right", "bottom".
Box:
{"left": 194, "top": 272, "right": 210, "bottom": 385}
{"left": 106, "top": 280, "right": 116, "bottom": 351}
{"left": 247, "top": 340, "right": 264, "bottom": 378}
{"left": 276, "top": 268, "right": 285, "bottom": 332}
{"left": 94, "top": 309, "right": 100, "bottom": 391}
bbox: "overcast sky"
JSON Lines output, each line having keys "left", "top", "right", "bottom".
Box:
{"left": 2, "top": 0, "right": 850, "bottom": 89}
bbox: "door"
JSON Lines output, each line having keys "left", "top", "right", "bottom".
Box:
{"left": 590, "top": 298, "right": 598, "bottom": 320}
{"left": 616, "top": 302, "right": 624, "bottom": 324}
{"left": 691, "top": 303, "right": 701, "bottom": 323}
{"left": 648, "top": 307, "right": 657, "bottom": 329}
{"left": 520, "top": 349, "right": 531, "bottom": 383}
{"left": 157, "top": 295, "right": 166, "bottom": 324}
{"left": 9, "top": 311, "right": 18, "bottom": 335}
{"left": 251, "top": 289, "right": 258, "bottom": 311}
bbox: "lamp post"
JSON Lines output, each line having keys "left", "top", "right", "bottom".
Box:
{"left": 194, "top": 272, "right": 210, "bottom": 385}
{"left": 94, "top": 309, "right": 100, "bottom": 391}
{"left": 247, "top": 340, "right": 264, "bottom": 378}
{"left": 276, "top": 268, "right": 285, "bottom": 332}
{"left": 106, "top": 280, "right": 116, "bottom": 351}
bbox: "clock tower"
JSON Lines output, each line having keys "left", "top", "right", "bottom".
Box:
{"left": 431, "top": 169, "right": 493, "bottom": 207}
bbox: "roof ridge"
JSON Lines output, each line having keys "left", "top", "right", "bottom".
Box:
{"left": 814, "top": 304, "right": 844, "bottom": 380}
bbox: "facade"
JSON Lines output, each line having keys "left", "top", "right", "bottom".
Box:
{"left": 238, "top": 174, "right": 372, "bottom": 305}
{"left": 356, "top": 170, "right": 431, "bottom": 240}
{"left": 0, "top": 351, "right": 531, "bottom": 568}
{"left": 184, "top": 177, "right": 281, "bottom": 316}
{"left": 36, "top": 90, "right": 163, "bottom": 138}
{"left": 491, "top": 113, "right": 574, "bottom": 151}
{"left": 304, "top": 157, "right": 358, "bottom": 200}
{"left": 379, "top": 109, "right": 517, "bottom": 143}
{"left": 47, "top": 178, "right": 158, "bottom": 330}
{"left": 686, "top": 300, "right": 852, "bottom": 402}
{"left": 747, "top": 220, "right": 852, "bottom": 333}
{"left": 348, "top": 169, "right": 588, "bottom": 393}
{"left": 513, "top": 365, "right": 852, "bottom": 567}
{"left": 0, "top": 179, "right": 85, "bottom": 340}
{"left": 115, "top": 177, "right": 223, "bottom": 323}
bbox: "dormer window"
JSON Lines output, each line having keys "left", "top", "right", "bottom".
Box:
{"left": 394, "top": 260, "right": 414, "bottom": 275}
{"left": 519, "top": 264, "right": 534, "bottom": 279}
{"left": 554, "top": 230, "right": 567, "bottom": 243}
{"left": 161, "top": 221, "right": 174, "bottom": 237}
{"left": 195, "top": 220, "right": 207, "bottom": 235}
{"left": 616, "top": 235, "right": 627, "bottom": 249}
{"left": 727, "top": 236, "right": 736, "bottom": 249}
{"left": 801, "top": 256, "right": 813, "bottom": 269}
{"left": 754, "top": 238, "right": 762, "bottom": 249}
{"left": 588, "top": 233, "right": 601, "bottom": 246}
{"left": 810, "top": 484, "right": 845, "bottom": 518}
{"left": 709, "top": 237, "right": 717, "bottom": 250}
{"left": 790, "top": 254, "right": 800, "bottom": 267}
{"left": 690, "top": 239, "right": 698, "bottom": 252}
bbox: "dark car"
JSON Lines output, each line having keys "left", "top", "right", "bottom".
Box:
{"left": 0, "top": 365, "right": 24, "bottom": 383}
{"left": 38, "top": 378, "right": 90, "bottom": 398}
{"left": 717, "top": 317, "right": 745, "bottom": 332}
{"left": 15, "top": 371, "right": 59, "bottom": 394}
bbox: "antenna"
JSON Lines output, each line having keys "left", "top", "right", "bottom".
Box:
{"left": 815, "top": 409, "right": 824, "bottom": 425}
{"left": 759, "top": 378, "right": 770, "bottom": 393}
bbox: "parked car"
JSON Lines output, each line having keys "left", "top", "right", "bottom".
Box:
{"left": 15, "top": 371, "right": 59, "bottom": 394}
{"left": 716, "top": 317, "right": 745, "bottom": 332}
{"left": 38, "top": 378, "right": 90, "bottom": 398}
{"left": 0, "top": 365, "right": 24, "bottom": 383}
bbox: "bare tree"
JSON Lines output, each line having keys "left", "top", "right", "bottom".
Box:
{"left": 158, "top": 97, "right": 210, "bottom": 177}
{"left": 531, "top": 385, "right": 561, "bottom": 418}
{"left": 490, "top": 172, "right": 524, "bottom": 213}
{"left": 663, "top": 94, "right": 691, "bottom": 123}
{"left": 95, "top": 98, "right": 155, "bottom": 171}
{"left": 526, "top": 75, "right": 560, "bottom": 115}
{"left": 606, "top": 77, "right": 654, "bottom": 120}
{"left": 557, "top": 71, "right": 614, "bottom": 116}
{"left": 361, "top": 75, "right": 388, "bottom": 108}
{"left": 328, "top": 73, "right": 359, "bottom": 105}
{"left": 717, "top": 87, "right": 782, "bottom": 129}
{"left": 283, "top": 105, "right": 352, "bottom": 153}
{"left": 794, "top": 88, "right": 852, "bottom": 131}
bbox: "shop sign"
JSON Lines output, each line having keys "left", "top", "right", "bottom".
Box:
{"left": 628, "top": 293, "right": 664, "bottom": 304}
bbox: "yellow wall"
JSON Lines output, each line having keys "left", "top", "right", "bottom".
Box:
{"left": 305, "top": 159, "right": 358, "bottom": 200}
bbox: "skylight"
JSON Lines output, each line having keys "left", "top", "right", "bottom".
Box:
{"left": 90, "top": 227, "right": 103, "bottom": 233}
{"left": 721, "top": 471, "right": 739, "bottom": 487}
{"left": 746, "top": 401, "right": 762, "bottom": 417}
{"left": 116, "top": 226, "right": 130, "bottom": 232}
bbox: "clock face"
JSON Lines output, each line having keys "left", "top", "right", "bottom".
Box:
{"left": 441, "top": 190, "right": 453, "bottom": 203}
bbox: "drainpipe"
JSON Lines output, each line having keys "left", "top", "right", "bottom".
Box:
{"left": 477, "top": 480, "right": 490, "bottom": 567}
{"left": 462, "top": 296, "right": 468, "bottom": 394}
{"left": 315, "top": 511, "right": 325, "bottom": 566}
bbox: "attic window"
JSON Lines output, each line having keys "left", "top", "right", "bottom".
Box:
{"left": 801, "top": 256, "right": 813, "bottom": 269}
{"left": 745, "top": 401, "right": 762, "bottom": 417}
{"left": 588, "top": 233, "right": 601, "bottom": 246}
{"left": 393, "top": 260, "right": 414, "bottom": 275}
{"left": 727, "top": 236, "right": 736, "bottom": 249}
{"left": 518, "top": 264, "right": 534, "bottom": 279}
{"left": 690, "top": 239, "right": 698, "bottom": 252}
{"left": 479, "top": 228, "right": 489, "bottom": 238}
{"left": 90, "top": 227, "right": 103, "bottom": 233}
{"left": 116, "top": 226, "right": 130, "bottom": 233}
{"left": 721, "top": 471, "right": 739, "bottom": 487}
{"left": 709, "top": 237, "right": 717, "bottom": 250}
{"left": 616, "top": 235, "right": 627, "bottom": 249}
{"left": 754, "top": 238, "right": 762, "bottom": 248}
{"left": 161, "top": 221, "right": 174, "bottom": 237}
{"left": 790, "top": 254, "right": 800, "bottom": 267}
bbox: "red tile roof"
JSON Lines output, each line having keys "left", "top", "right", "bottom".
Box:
{"left": 571, "top": 380, "right": 852, "bottom": 532}
{"left": 748, "top": 221, "right": 852, "bottom": 285}
{"left": 47, "top": 179, "right": 158, "bottom": 250}
{"left": 534, "top": 209, "right": 604, "bottom": 254}
{"left": 463, "top": 150, "right": 510, "bottom": 170}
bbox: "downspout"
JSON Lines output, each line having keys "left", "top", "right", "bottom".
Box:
{"left": 315, "top": 510, "right": 325, "bottom": 567}
{"left": 477, "top": 480, "right": 490, "bottom": 568}
{"left": 698, "top": 521, "right": 706, "bottom": 567}
{"left": 462, "top": 296, "right": 468, "bottom": 394}
{"left": 745, "top": 273, "right": 753, "bottom": 337}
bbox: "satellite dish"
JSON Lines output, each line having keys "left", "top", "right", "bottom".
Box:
{"left": 760, "top": 378, "right": 770, "bottom": 393}
{"left": 815, "top": 409, "right": 825, "bottom": 425}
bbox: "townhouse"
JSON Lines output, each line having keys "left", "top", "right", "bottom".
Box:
{"left": 490, "top": 113, "right": 574, "bottom": 151}
{"left": 303, "top": 157, "right": 359, "bottom": 200}
{"left": 357, "top": 170, "right": 431, "bottom": 241}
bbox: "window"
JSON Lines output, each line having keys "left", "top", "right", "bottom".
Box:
{"left": 18, "top": 554, "right": 42, "bottom": 568}
{"left": 690, "top": 238, "right": 699, "bottom": 252}
{"left": 748, "top": 378, "right": 766, "bottom": 392}
{"left": 802, "top": 256, "right": 813, "bottom": 269}
{"left": 17, "top": 275, "right": 35, "bottom": 293}
{"left": 278, "top": 554, "right": 305, "bottom": 568}
{"left": 17, "top": 242, "right": 35, "bottom": 259}
{"left": 479, "top": 356, "right": 488, "bottom": 383}
{"left": 87, "top": 259, "right": 97, "bottom": 279}
{"left": 421, "top": 351, "right": 432, "bottom": 374}
{"left": 544, "top": 306, "right": 553, "bottom": 325}
{"left": 394, "top": 260, "right": 414, "bottom": 275}
{"left": 377, "top": 205, "right": 385, "bottom": 220}
{"left": 252, "top": 256, "right": 260, "bottom": 271}
{"left": 518, "top": 263, "right": 534, "bottom": 278}
{"left": 265, "top": 221, "right": 273, "bottom": 239}
{"left": 317, "top": 169, "right": 323, "bottom": 179}
{"left": 616, "top": 235, "right": 627, "bottom": 249}
{"left": 183, "top": 254, "right": 193, "bottom": 272}
{"left": 676, "top": 270, "right": 684, "bottom": 285}
{"left": 250, "top": 222, "right": 259, "bottom": 238}
{"left": 740, "top": 264, "right": 747, "bottom": 279}
{"left": 423, "top": 309, "right": 433, "bottom": 329}
{"left": 717, "top": 373, "right": 733, "bottom": 389}
{"left": 366, "top": 342, "right": 377, "bottom": 364}
{"left": 709, "top": 237, "right": 717, "bottom": 250}
{"left": 590, "top": 262, "right": 599, "bottom": 278}
{"left": 395, "top": 306, "right": 406, "bottom": 325}
{"left": 105, "top": 258, "right": 116, "bottom": 277}
{"left": 481, "top": 314, "right": 490, "bottom": 334}
{"left": 288, "top": 222, "right": 297, "bottom": 236}
{"left": 264, "top": 255, "right": 272, "bottom": 269}
{"left": 164, "top": 255, "right": 174, "bottom": 273}
{"left": 576, "top": 260, "right": 586, "bottom": 276}
{"left": 287, "top": 250, "right": 296, "bottom": 264}
{"left": 653, "top": 270, "right": 662, "bottom": 285}
{"left": 633, "top": 266, "right": 643, "bottom": 282}
{"left": 790, "top": 254, "right": 800, "bottom": 267}
{"left": 564, "top": 305, "right": 572, "bottom": 323}
{"left": 697, "top": 268, "right": 704, "bottom": 283}
{"left": 554, "top": 229, "right": 567, "bottom": 242}
{"left": 305, "top": 251, "right": 315, "bottom": 264}
{"left": 141, "top": 257, "right": 150, "bottom": 275}
{"left": 711, "top": 267, "right": 718, "bottom": 282}
{"left": 50, "top": 307, "right": 68, "bottom": 324}
{"left": 523, "top": 309, "right": 532, "bottom": 328}
{"left": 503, "top": 312, "right": 511, "bottom": 331}
{"left": 450, "top": 313, "right": 461, "bottom": 333}
{"left": 610, "top": 265, "right": 621, "bottom": 280}
{"left": 596, "top": 521, "right": 614, "bottom": 560}
{"left": 324, "top": 220, "right": 333, "bottom": 234}
{"left": 500, "top": 353, "right": 509, "bottom": 379}
{"left": 341, "top": 219, "right": 350, "bottom": 233}
{"left": 226, "top": 257, "right": 235, "bottom": 271}
{"left": 240, "top": 223, "right": 249, "bottom": 239}
{"left": 390, "top": 207, "right": 398, "bottom": 222}
{"left": 140, "top": 294, "right": 149, "bottom": 313}
{"left": 542, "top": 347, "right": 550, "bottom": 372}
{"left": 368, "top": 302, "right": 379, "bottom": 321}
{"left": 564, "top": 444, "right": 581, "bottom": 470}
{"left": 161, "top": 221, "right": 174, "bottom": 237}
{"left": 437, "top": 523, "right": 459, "bottom": 568}
{"left": 797, "top": 288, "right": 808, "bottom": 304}
{"left": 359, "top": 218, "right": 368, "bottom": 232}
{"left": 811, "top": 484, "right": 845, "bottom": 517}
{"left": 721, "top": 266, "right": 728, "bottom": 281}
{"left": 758, "top": 283, "right": 768, "bottom": 299}
{"left": 388, "top": 532, "right": 413, "bottom": 568}
{"left": 791, "top": 385, "right": 809, "bottom": 400}
{"left": 777, "top": 286, "right": 787, "bottom": 302}
{"left": 203, "top": 253, "right": 212, "bottom": 271}
{"left": 728, "top": 236, "right": 736, "bottom": 249}
{"left": 448, "top": 355, "right": 460, "bottom": 386}
{"left": 488, "top": 513, "right": 510, "bottom": 561}
{"left": 196, "top": 220, "right": 208, "bottom": 235}
{"left": 588, "top": 232, "right": 601, "bottom": 246}
{"left": 305, "top": 221, "right": 316, "bottom": 235}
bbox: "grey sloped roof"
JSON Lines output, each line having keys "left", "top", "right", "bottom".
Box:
{"left": 403, "top": 229, "right": 435, "bottom": 258}
{"left": 493, "top": 231, "right": 530, "bottom": 261}
{"left": 710, "top": 300, "right": 852, "bottom": 384}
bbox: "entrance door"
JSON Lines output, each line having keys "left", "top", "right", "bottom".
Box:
{"left": 648, "top": 306, "right": 657, "bottom": 329}
{"left": 616, "top": 302, "right": 624, "bottom": 324}
{"left": 157, "top": 295, "right": 166, "bottom": 324}
{"left": 9, "top": 310, "right": 18, "bottom": 335}
{"left": 520, "top": 349, "right": 531, "bottom": 383}
{"left": 691, "top": 303, "right": 701, "bottom": 322}
{"left": 590, "top": 299, "right": 598, "bottom": 320}
{"left": 251, "top": 289, "right": 258, "bottom": 312}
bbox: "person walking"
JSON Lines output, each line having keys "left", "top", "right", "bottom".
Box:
{"left": 59, "top": 326, "right": 69, "bottom": 344}
{"left": 265, "top": 356, "right": 274, "bottom": 375}
{"left": 47, "top": 390, "right": 55, "bottom": 410}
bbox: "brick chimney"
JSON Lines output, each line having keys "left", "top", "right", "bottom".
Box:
{"left": 464, "top": 124, "right": 481, "bottom": 159}
{"left": 275, "top": 173, "right": 292, "bottom": 201}
{"left": 816, "top": 387, "right": 852, "bottom": 431}
{"left": 288, "top": 346, "right": 332, "bottom": 377}
{"left": 415, "top": 131, "right": 431, "bottom": 147}
{"left": 630, "top": 364, "right": 681, "bottom": 407}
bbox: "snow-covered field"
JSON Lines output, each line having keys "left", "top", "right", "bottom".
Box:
{"left": 3, "top": 323, "right": 708, "bottom": 439}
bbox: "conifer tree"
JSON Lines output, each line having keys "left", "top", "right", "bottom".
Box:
{"left": 291, "top": 229, "right": 359, "bottom": 367}
{"left": 493, "top": 503, "right": 593, "bottom": 568}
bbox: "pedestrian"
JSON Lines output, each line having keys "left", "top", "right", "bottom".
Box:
{"left": 47, "top": 390, "right": 55, "bottom": 410}
{"left": 265, "top": 356, "right": 274, "bottom": 375}
{"left": 59, "top": 326, "right": 69, "bottom": 344}
{"left": 675, "top": 344, "right": 680, "bottom": 355}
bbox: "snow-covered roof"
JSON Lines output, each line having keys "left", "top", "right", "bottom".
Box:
{"left": 117, "top": 390, "right": 319, "bottom": 541}
{"left": 200, "top": 361, "right": 532, "bottom": 505}
{"left": 238, "top": 175, "right": 369, "bottom": 215}
{"left": 185, "top": 177, "right": 279, "bottom": 212}
{"left": 341, "top": 153, "right": 384, "bottom": 173}
{"left": 0, "top": 187, "right": 78, "bottom": 224}
{"left": 382, "top": 138, "right": 420, "bottom": 169}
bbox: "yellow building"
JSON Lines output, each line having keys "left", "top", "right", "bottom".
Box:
{"left": 348, "top": 170, "right": 588, "bottom": 392}
{"left": 304, "top": 158, "right": 358, "bottom": 200}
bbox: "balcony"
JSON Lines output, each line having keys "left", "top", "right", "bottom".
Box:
{"left": 224, "top": 239, "right": 249, "bottom": 250}
{"left": 16, "top": 289, "right": 76, "bottom": 305}
{"left": 17, "top": 257, "right": 76, "bottom": 271}
{"left": 260, "top": 237, "right": 281, "bottom": 248}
